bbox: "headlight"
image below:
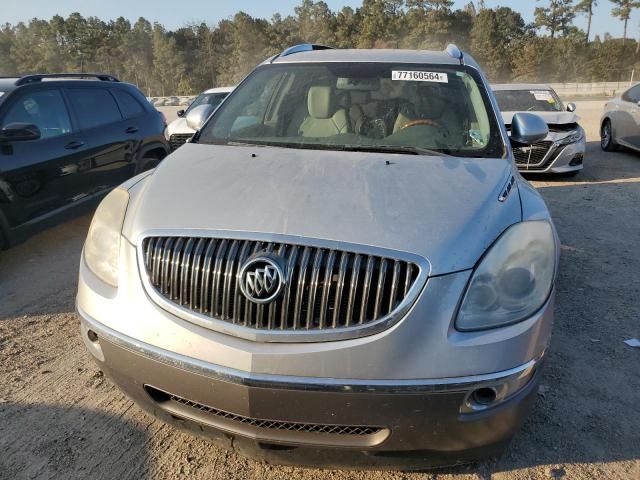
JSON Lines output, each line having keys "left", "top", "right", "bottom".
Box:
{"left": 557, "top": 128, "right": 584, "bottom": 145}
{"left": 164, "top": 126, "right": 171, "bottom": 141}
{"left": 456, "top": 221, "right": 556, "bottom": 331}
{"left": 84, "top": 188, "right": 130, "bottom": 287}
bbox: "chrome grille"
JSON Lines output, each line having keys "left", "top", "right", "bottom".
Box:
{"left": 513, "top": 141, "right": 554, "bottom": 168}
{"left": 169, "top": 133, "right": 192, "bottom": 150}
{"left": 141, "top": 236, "right": 421, "bottom": 338}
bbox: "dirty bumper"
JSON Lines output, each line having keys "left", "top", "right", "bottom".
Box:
{"left": 79, "top": 314, "right": 542, "bottom": 470}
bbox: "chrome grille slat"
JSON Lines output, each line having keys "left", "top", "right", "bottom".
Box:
{"left": 388, "top": 260, "right": 401, "bottom": 312}
{"left": 373, "top": 258, "right": 387, "bottom": 320}
{"left": 221, "top": 240, "right": 240, "bottom": 320}
{"left": 210, "top": 239, "right": 229, "bottom": 317}
{"left": 359, "top": 256, "right": 375, "bottom": 325}
{"left": 180, "top": 238, "right": 196, "bottom": 306}
{"left": 344, "top": 254, "right": 361, "bottom": 327}
{"left": 142, "top": 236, "right": 421, "bottom": 337}
{"left": 200, "top": 240, "right": 218, "bottom": 314}
{"left": 293, "top": 247, "right": 312, "bottom": 329}
{"left": 305, "top": 249, "right": 324, "bottom": 329}
{"left": 318, "top": 250, "right": 336, "bottom": 329}
{"left": 189, "top": 238, "right": 207, "bottom": 310}
{"left": 332, "top": 252, "right": 349, "bottom": 328}
{"left": 169, "top": 237, "right": 185, "bottom": 300}
{"left": 280, "top": 245, "right": 299, "bottom": 329}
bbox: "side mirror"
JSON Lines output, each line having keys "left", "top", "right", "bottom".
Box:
{"left": 177, "top": 109, "right": 185, "bottom": 117}
{"left": 186, "top": 104, "right": 214, "bottom": 131}
{"left": 0, "top": 123, "right": 41, "bottom": 142}
{"left": 510, "top": 112, "right": 548, "bottom": 145}
{"left": 566, "top": 102, "right": 577, "bottom": 112}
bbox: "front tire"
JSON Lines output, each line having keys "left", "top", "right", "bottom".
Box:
{"left": 601, "top": 119, "right": 618, "bottom": 152}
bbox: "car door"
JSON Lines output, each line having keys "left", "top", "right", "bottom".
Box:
{"left": 64, "top": 86, "right": 135, "bottom": 194}
{"left": 616, "top": 85, "right": 640, "bottom": 148}
{"left": 0, "top": 87, "right": 90, "bottom": 230}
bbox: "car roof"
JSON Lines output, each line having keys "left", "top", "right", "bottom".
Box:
{"left": 268, "top": 48, "right": 479, "bottom": 69}
{"left": 203, "top": 86, "right": 234, "bottom": 94}
{"left": 0, "top": 77, "right": 19, "bottom": 93}
{"left": 492, "top": 83, "right": 553, "bottom": 91}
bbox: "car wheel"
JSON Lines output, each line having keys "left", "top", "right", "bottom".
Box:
{"left": 136, "top": 149, "right": 167, "bottom": 173}
{"left": 601, "top": 120, "right": 618, "bottom": 152}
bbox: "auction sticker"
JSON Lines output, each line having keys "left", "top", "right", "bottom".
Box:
{"left": 392, "top": 71, "right": 448, "bottom": 83}
{"left": 531, "top": 90, "right": 554, "bottom": 102}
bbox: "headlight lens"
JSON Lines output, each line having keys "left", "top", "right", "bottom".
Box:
{"left": 456, "top": 221, "right": 556, "bottom": 331}
{"left": 557, "top": 127, "right": 584, "bottom": 145}
{"left": 84, "top": 188, "right": 130, "bottom": 287}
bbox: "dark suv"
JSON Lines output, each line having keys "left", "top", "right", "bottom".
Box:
{"left": 0, "top": 73, "right": 168, "bottom": 248}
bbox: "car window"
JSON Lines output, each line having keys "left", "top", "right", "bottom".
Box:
{"left": 493, "top": 89, "right": 563, "bottom": 112}
{"left": 112, "top": 89, "right": 145, "bottom": 118}
{"left": 198, "top": 64, "right": 503, "bottom": 158}
{"left": 623, "top": 85, "right": 640, "bottom": 103}
{"left": 186, "top": 92, "right": 230, "bottom": 114}
{"left": 67, "top": 88, "right": 122, "bottom": 129}
{"left": 2, "top": 89, "right": 72, "bottom": 139}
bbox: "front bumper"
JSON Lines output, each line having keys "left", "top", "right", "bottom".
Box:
{"left": 517, "top": 132, "right": 586, "bottom": 174}
{"left": 79, "top": 310, "right": 543, "bottom": 469}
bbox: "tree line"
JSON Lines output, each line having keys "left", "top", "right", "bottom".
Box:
{"left": 0, "top": 0, "right": 639, "bottom": 96}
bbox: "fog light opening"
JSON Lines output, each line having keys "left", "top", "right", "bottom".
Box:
{"left": 471, "top": 387, "right": 498, "bottom": 406}
{"left": 87, "top": 329, "right": 99, "bottom": 343}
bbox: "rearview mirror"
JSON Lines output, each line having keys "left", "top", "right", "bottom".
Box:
{"left": 177, "top": 109, "right": 185, "bottom": 117}
{"left": 510, "top": 113, "right": 548, "bottom": 145}
{"left": 0, "top": 123, "right": 41, "bottom": 142}
{"left": 186, "top": 104, "right": 214, "bottom": 131}
{"left": 566, "top": 102, "right": 577, "bottom": 112}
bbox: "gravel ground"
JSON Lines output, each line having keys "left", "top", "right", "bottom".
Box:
{"left": 0, "top": 102, "right": 639, "bottom": 479}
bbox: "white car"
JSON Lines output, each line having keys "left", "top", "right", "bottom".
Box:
{"left": 165, "top": 87, "right": 233, "bottom": 150}
{"left": 493, "top": 84, "right": 585, "bottom": 175}
{"left": 600, "top": 83, "right": 640, "bottom": 152}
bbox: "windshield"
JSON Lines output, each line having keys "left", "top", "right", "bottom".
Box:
{"left": 197, "top": 63, "right": 504, "bottom": 158}
{"left": 186, "top": 91, "right": 230, "bottom": 114}
{"left": 494, "top": 89, "right": 563, "bottom": 112}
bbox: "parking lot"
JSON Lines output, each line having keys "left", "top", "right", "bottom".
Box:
{"left": 0, "top": 101, "right": 639, "bottom": 479}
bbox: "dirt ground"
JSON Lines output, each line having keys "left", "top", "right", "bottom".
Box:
{"left": 0, "top": 102, "right": 639, "bottom": 479}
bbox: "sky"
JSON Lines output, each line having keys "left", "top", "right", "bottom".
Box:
{"left": 0, "top": 0, "right": 638, "bottom": 40}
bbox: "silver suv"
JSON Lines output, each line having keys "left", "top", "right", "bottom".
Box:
{"left": 77, "top": 44, "right": 558, "bottom": 469}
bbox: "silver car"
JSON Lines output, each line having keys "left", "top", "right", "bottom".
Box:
{"left": 165, "top": 86, "right": 234, "bottom": 150}
{"left": 601, "top": 82, "right": 640, "bottom": 152}
{"left": 493, "top": 84, "right": 585, "bottom": 175}
{"left": 77, "top": 44, "right": 558, "bottom": 469}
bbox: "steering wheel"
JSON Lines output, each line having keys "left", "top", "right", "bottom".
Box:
{"left": 400, "top": 119, "right": 450, "bottom": 137}
{"left": 400, "top": 118, "right": 444, "bottom": 130}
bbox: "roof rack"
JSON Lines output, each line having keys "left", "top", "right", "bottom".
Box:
{"left": 445, "top": 44, "right": 464, "bottom": 65}
{"left": 271, "top": 43, "right": 335, "bottom": 63}
{"left": 15, "top": 73, "right": 120, "bottom": 86}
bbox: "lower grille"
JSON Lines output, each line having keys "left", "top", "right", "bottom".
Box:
{"left": 169, "top": 133, "right": 192, "bottom": 150}
{"left": 513, "top": 141, "right": 555, "bottom": 169}
{"left": 146, "top": 386, "right": 383, "bottom": 437}
{"left": 140, "top": 236, "right": 422, "bottom": 340}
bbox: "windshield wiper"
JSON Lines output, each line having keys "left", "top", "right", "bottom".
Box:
{"left": 339, "top": 144, "right": 451, "bottom": 157}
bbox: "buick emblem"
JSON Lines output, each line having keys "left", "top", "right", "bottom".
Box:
{"left": 238, "top": 255, "right": 285, "bottom": 304}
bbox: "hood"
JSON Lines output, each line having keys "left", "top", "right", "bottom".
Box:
{"left": 124, "top": 144, "right": 521, "bottom": 276}
{"left": 166, "top": 116, "right": 196, "bottom": 136}
{"left": 501, "top": 110, "right": 579, "bottom": 126}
